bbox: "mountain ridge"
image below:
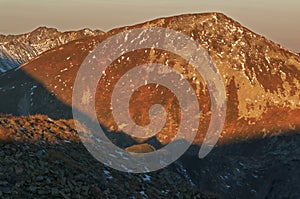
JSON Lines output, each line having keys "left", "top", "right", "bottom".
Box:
{"left": 106, "top": 12, "right": 300, "bottom": 56}
{"left": 0, "top": 27, "right": 104, "bottom": 74}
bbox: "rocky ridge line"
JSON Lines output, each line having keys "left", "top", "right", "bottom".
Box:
{"left": 0, "top": 27, "right": 104, "bottom": 74}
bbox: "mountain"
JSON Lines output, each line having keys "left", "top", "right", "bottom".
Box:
{"left": 0, "top": 12, "right": 300, "bottom": 197}
{"left": 1, "top": 13, "right": 299, "bottom": 144}
{"left": 0, "top": 27, "right": 104, "bottom": 74}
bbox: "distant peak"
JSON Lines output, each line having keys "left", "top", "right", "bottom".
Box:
{"left": 0, "top": 26, "right": 104, "bottom": 37}
{"left": 32, "top": 26, "right": 58, "bottom": 32}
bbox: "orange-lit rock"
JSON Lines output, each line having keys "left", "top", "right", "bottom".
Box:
{"left": 0, "top": 13, "right": 299, "bottom": 146}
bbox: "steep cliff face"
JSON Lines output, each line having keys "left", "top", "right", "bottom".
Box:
{"left": 0, "top": 27, "right": 103, "bottom": 74}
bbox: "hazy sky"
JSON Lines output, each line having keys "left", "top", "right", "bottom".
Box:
{"left": 0, "top": 0, "right": 299, "bottom": 52}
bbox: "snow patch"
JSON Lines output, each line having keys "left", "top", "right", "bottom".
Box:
{"left": 142, "top": 174, "right": 151, "bottom": 182}
{"left": 103, "top": 170, "right": 113, "bottom": 179}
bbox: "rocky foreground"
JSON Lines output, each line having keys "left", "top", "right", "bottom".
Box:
{"left": 1, "top": 114, "right": 300, "bottom": 198}
{"left": 0, "top": 114, "right": 217, "bottom": 198}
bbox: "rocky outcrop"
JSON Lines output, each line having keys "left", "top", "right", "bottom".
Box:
{"left": 0, "top": 27, "right": 103, "bottom": 74}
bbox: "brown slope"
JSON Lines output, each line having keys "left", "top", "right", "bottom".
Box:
{"left": 4, "top": 12, "right": 300, "bottom": 146}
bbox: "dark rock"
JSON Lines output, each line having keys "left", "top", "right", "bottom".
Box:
{"left": 51, "top": 188, "right": 59, "bottom": 196}
{"left": 0, "top": 181, "right": 8, "bottom": 186}
{"left": 0, "top": 186, "right": 12, "bottom": 194}
{"left": 36, "top": 176, "right": 44, "bottom": 182}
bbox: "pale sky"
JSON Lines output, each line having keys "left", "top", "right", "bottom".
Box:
{"left": 0, "top": 0, "right": 299, "bottom": 52}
